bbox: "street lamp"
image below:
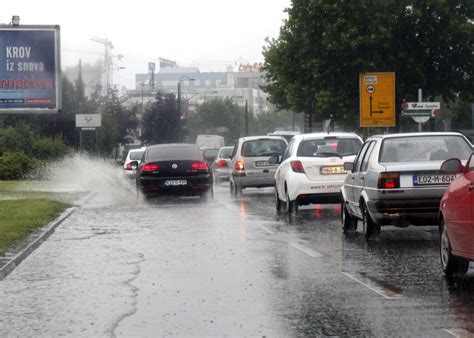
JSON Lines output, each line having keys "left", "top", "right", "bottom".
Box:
{"left": 177, "top": 76, "right": 195, "bottom": 141}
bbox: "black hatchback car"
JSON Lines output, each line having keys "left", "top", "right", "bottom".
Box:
{"left": 132, "top": 143, "right": 213, "bottom": 199}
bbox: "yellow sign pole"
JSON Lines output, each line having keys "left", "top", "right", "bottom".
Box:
{"left": 359, "top": 72, "right": 395, "bottom": 127}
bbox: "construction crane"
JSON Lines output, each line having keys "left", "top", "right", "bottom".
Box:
{"left": 90, "top": 36, "right": 123, "bottom": 95}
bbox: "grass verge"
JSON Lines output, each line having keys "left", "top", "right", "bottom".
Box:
{"left": 0, "top": 198, "right": 70, "bottom": 256}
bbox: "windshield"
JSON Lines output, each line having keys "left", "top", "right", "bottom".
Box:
{"left": 380, "top": 135, "right": 472, "bottom": 163}
{"left": 241, "top": 139, "right": 287, "bottom": 157}
{"left": 297, "top": 137, "right": 362, "bottom": 157}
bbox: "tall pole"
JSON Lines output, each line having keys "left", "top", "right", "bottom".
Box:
{"left": 245, "top": 99, "right": 249, "bottom": 136}
{"left": 177, "top": 81, "right": 181, "bottom": 142}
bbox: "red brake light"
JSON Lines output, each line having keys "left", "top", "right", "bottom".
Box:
{"left": 217, "top": 160, "right": 228, "bottom": 168}
{"left": 191, "top": 162, "right": 208, "bottom": 170}
{"left": 377, "top": 172, "right": 400, "bottom": 189}
{"left": 290, "top": 160, "right": 305, "bottom": 173}
{"left": 125, "top": 163, "right": 133, "bottom": 170}
{"left": 235, "top": 160, "right": 244, "bottom": 171}
{"left": 141, "top": 163, "right": 160, "bottom": 172}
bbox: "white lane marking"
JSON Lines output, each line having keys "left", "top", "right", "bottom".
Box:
{"left": 259, "top": 225, "right": 275, "bottom": 235}
{"left": 341, "top": 272, "right": 404, "bottom": 300}
{"left": 443, "top": 329, "right": 474, "bottom": 338}
{"left": 289, "top": 242, "right": 322, "bottom": 258}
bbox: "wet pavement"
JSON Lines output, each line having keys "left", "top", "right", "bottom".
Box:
{"left": 0, "top": 163, "right": 473, "bottom": 336}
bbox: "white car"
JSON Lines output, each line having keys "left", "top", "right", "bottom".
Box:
{"left": 274, "top": 132, "right": 363, "bottom": 213}
{"left": 123, "top": 147, "right": 146, "bottom": 179}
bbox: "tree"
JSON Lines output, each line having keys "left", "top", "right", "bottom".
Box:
{"left": 262, "top": 0, "right": 474, "bottom": 131}
{"left": 141, "top": 92, "right": 180, "bottom": 144}
{"left": 186, "top": 98, "right": 243, "bottom": 144}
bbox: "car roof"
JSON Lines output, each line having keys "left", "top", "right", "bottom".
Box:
{"left": 128, "top": 148, "right": 146, "bottom": 153}
{"left": 239, "top": 135, "right": 287, "bottom": 142}
{"left": 293, "top": 132, "right": 362, "bottom": 141}
{"left": 367, "top": 132, "right": 468, "bottom": 141}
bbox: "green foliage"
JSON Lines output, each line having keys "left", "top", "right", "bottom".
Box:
{"left": 0, "top": 124, "right": 35, "bottom": 156}
{"left": 263, "top": 0, "right": 474, "bottom": 129}
{"left": 186, "top": 98, "right": 243, "bottom": 143}
{"left": 32, "top": 137, "right": 70, "bottom": 160}
{"left": 0, "top": 151, "right": 37, "bottom": 180}
{"left": 141, "top": 93, "right": 180, "bottom": 144}
{"left": 252, "top": 109, "right": 303, "bottom": 135}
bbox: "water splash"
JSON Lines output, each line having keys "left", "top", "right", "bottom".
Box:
{"left": 25, "top": 153, "right": 139, "bottom": 207}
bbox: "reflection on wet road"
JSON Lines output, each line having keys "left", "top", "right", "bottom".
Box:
{"left": 0, "top": 175, "right": 473, "bottom": 336}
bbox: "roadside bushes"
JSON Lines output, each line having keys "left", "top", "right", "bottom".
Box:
{"left": 0, "top": 151, "right": 37, "bottom": 180}
{"left": 0, "top": 125, "right": 71, "bottom": 180}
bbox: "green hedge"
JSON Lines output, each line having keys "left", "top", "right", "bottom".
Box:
{"left": 0, "top": 151, "right": 38, "bottom": 180}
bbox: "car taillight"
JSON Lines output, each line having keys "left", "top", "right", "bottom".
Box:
{"left": 125, "top": 163, "right": 133, "bottom": 170}
{"left": 141, "top": 163, "right": 160, "bottom": 172}
{"left": 191, "top": 162, "right": 208, "bottom": 170}
{"left": 217, "top": 160, "right": 228, "bottom": 168}
{"left": 290, "top": 160, "right": 305, "bottom": 173}
{"left": 378, "top": 172, "right": 400, "bottom": 189}
{"left": 235, "top": 160, "right": 244, "bottom": 171}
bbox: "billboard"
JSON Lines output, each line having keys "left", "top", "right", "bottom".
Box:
{"left": 0, "top": 25, "right": 61, "bottom": 113}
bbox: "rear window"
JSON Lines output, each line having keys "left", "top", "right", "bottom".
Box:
{"left": 379, "top": 135, "right": 472, "bottom": 163}
{"left": 203, "top": 149, "right": 219, "bottom": 158}
{"left": 130, "top": 150, "right": 145, "bottom": 161}
{"left": 297, "top": 137, "right": 362, "bottom": 157}
{"left": 241, "top": 139, "right": 287, "bottom": 157}
{"left": 219, "top": 147, "right": 233, "bottom": 158}
{"left": 146, "top": 145, "right": 202, "bottom": 161}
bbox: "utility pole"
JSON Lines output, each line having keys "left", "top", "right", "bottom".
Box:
{"left": 90, "top": 37, "right": 123, "bottom": 96}
{"left": 245, "top": 99, "right": 249, "bottom": 136}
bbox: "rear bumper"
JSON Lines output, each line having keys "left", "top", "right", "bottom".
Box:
{"left": 234, "top": 175, "right": 274, "bottom": 188}
{"left": 296, "top": 192, "right": 341, "bottom": 205}
{"left": 138, "top": 175, "right": 211, "bottom": 195}
{"left": 367, "top": 197, "right": 442, "bottom": 226}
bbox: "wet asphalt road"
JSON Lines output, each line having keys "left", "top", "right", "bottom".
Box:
{"left": 1, "top": 181, "right": 474, "bottom": 336}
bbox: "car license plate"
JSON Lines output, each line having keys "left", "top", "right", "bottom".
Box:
{"left": 413, "top": 174, "right": 455, "bottom": 186}
{"left": 164, "top": 180, "right": 187, "bottom": 186}
{"left": 255, "top": 161, "right": 270, "bottom": 167}
{"left": 320, "top": 166, "right": 347, "bottom": 175}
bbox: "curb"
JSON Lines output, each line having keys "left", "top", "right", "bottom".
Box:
{"left": 0, "top": 192, "right": 94, "bottom": 281}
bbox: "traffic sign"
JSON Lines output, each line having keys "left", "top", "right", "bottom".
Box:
{"left": 401, "top": 102, "right": 441, "bottom": 118}
{"left": 359, "top": 72, "right": 395, "bottom": 127}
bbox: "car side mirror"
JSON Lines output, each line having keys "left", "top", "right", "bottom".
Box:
{"left": 440, "top": 158, "right": 463, "bottom": 174}
{"left": 269, "top": 155, "right": 280, "bottom": 165}
{"left": 343, "top": 162, "right": 354, "bottom": 171}
{"left": 129, "top": 160, "right": 139, "bottom": 170}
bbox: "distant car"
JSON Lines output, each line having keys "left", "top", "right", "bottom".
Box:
{"left": 196, "top": 134, "right": 225, "bottom": 149}
{"left": 274, "top": 132, "right": 363, "bottom": 213}
{"left": 341, "top": 132, "right": 473, "bottom": 239}
{"left": 202, "top": 148, "right": 219, "bottom": 166}
{"left": 133, "top": 143, "right": 213, "bottom": 199}
{"left": 229, "top": 136, "right": 288, "bottom": 195}
{"left": 212, "top": 146, "right": 234, "bottom": 185}
{"left": 123, "top": 147, "right": 146, "bottom": 179}
{"left": 439, "top": 154, "right": 474, "bottom": 276}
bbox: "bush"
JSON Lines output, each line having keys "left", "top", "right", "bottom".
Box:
{"left": 0, "top": 124, "right": 35, "bottom": 156}
{"left": 0, "top": 151, "right": 38, "bottom": 180}
{"left": 32, "top": 137, "right": 70, "bottom": 160}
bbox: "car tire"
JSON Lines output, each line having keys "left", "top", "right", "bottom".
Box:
{"left": 275, "top": 185, "right": 283, "bottom": 212}
{"left": 440, "top": 219, "right": 469, "bottom": 276}
{"left": 285, "top": 189, "right": 298, "bottom": 214}
{"left": 362, "top": 202, "right": 379, "bottom": 240}
{"left": 342, "top": 202, "right": 357, "bottom": 233}
{"left": 230, "top": 179, "right": 241, "bottom": 196}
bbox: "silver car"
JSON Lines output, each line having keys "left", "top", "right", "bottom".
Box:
{"left": 229, "top": 136, "right": 288, "bottom": 195}
{"left": 341, "top": 132, "right": 473, "bottom": 239}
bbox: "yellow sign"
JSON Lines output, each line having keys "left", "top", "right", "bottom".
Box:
{"left": 359, "top": 72, "right": 395, "bottom": 127}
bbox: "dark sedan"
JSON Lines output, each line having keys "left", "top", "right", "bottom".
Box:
{"left": 132, "top": 143, "right": 213, "bottom": 199}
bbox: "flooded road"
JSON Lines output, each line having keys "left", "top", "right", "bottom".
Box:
{"left": 0, "top": 158, "right": 473, "bottom": 336}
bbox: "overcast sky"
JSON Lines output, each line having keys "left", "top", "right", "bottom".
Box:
{"left": 2, "top": 0, "right": 290, "bottom": 88}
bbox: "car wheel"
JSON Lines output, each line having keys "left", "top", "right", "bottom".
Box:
{"left": 342, "top": 202, "right": 357, "bottom": 233}
{"left": 440, "top": 219, "right": 469, "bottom": 276}
{"left": 275, "top": 185, "right": 283, "bottom": 212}
{"left": 362, "top": 202, "right": 379, "bottom": 240}
{"left": 285, "top": 189, "right": 298, "bottom": 214}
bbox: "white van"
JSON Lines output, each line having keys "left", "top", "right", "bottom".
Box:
{"left": 196, "top": 135, "right": 225, "bottom": 149}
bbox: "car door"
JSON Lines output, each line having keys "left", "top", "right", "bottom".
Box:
{"left": 275, "top": 138, "right": 296, "bottom": 199}
{"left": 448, "top": 154, "right": 474, "bottom": 256}
{"left": 345, "top": 141, "right": 370, "bottom": 216}
{"left": 350, "top": 141, "right": 376, "bottom": 218}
